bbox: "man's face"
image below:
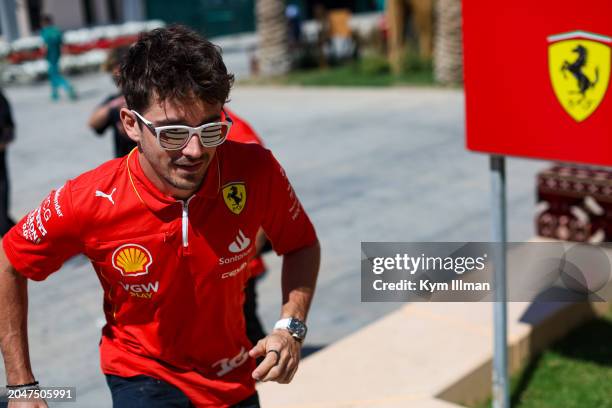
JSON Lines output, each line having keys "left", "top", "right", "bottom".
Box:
{"left": 121, "top": 97, "right": 222, "bottom": 199}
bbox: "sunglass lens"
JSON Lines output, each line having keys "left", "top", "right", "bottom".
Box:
{"left": 159, "top": 128, "right": 190, "bottom": 149}
{"left": 200, "top": 124, "right": 230, "bottom": 147}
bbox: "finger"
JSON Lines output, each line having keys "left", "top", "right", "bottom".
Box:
{"left": 286, "top": 359, "right": 300, "bottom": 383}
{"left": 276, "top": 356, "right": 295, "bottom": 384}
{"left": 283, "top": 352, "right": 302, "bottom": 383}
{"left": 281, "top": 346, "right": 301, "bottom": 383}
{"left": 262, "top": 351, "right": 289, "bottom": 382}
{"left": 248, "top": 340, "right": 266, "bottom": 359}
{"left": 252, "top": 349, "right": 281, "bottom": 380}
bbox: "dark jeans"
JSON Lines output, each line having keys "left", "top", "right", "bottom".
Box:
{"left": 243, "top": 276, "right": 266, "bottom": 346}
{"left": 106, "top": 374, "right": 260, "bottom": 408}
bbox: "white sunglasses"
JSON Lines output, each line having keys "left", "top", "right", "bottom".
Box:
{"left": 132, "top": 109, "right": 233, "bottom": 150}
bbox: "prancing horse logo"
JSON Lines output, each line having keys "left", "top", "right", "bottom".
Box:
{"left": 222, "top": 182, "right": 247, "bottom": 215}
{"left": 561, "top": 45, "right": 599, "bottom": 98}
{"left": 548, "top": 31, "right": 611, "bottom": 122}
{"left": 227, "top": 186, "right": 242, "bottom": 207}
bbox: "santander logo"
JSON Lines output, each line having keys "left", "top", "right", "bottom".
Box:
{"left": 228, "top": 229, "right": 251, "bottom": 253}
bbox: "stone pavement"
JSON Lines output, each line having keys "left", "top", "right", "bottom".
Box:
{"left": 0, "top": 73, "right": 548, "bottom": 406}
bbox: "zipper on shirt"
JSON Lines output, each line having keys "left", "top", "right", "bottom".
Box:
{"left": 179, "top": 196, "right": 194, "bottom": 247}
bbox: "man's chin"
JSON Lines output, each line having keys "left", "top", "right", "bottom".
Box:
{"left": 168, "top": 175, "right": 204, "bottom": 193}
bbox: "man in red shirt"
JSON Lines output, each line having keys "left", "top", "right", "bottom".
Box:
{"left": 0, "top": 26, "right": 320, "bottom": 408}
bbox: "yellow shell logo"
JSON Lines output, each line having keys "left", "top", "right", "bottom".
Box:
{"left": 112, "top": 244, "right": 153, "bottom": 277}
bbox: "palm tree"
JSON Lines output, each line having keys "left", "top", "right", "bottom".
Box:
{"left": 255, "top": 0, "right": 290, "bottom": 77}
{"left": 433, "top": 0, "right": 463, "bottom": 85}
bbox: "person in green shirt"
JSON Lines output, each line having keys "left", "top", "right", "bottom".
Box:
{"left": 40, "top": 15, "right": 76, "bottom": 101}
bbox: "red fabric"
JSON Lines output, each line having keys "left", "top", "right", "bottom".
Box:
{"left": 246, "top": 257, "right": 265, "bottom": 277}
{"left": 3, "top": 141, "right": 317, "bottom": 407}
{"left": 224, "top": 108, "right": 264, "bottom": 146}
{"left": 225, "top": 109, "right": 267, "bottom": 277}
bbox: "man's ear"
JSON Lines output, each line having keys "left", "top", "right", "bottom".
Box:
{"left": 120, "top": 108, "right": 141, "bottom": 143}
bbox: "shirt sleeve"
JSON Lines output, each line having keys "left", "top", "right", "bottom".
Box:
{"left": 261, "top": 151, "right": 317, "bottom": 255}
{"left": 2, "top": 181, "right": 83, "bottom": 281}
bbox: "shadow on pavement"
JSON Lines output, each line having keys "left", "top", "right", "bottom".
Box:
{"left": 302, "top": 345, "right": 325, "bottom": 359}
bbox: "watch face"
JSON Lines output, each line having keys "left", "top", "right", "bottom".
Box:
{"left": 288, "top": 318, "right": 307, "bottom": 339}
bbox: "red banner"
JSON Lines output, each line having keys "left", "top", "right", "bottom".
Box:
{"left": 464, "top": 0, "right": 612, "bottom": 166}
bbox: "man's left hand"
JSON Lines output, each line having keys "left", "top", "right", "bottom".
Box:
{"left": 248, "top": 330, "right": 301, "bottom": 383}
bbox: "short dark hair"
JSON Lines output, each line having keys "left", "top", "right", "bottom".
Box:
{"left": 103, "top": 46, "right": 129, "bottom": 73}
{"left": 119, "top": 25, "right": 234, "bottom": 112}
{"left": 42, "top": 14, "right": 53, "bottom": 25}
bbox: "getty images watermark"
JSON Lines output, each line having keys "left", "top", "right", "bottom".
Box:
{"left": 361, "top": 242, "right": 612, "bottom": 302}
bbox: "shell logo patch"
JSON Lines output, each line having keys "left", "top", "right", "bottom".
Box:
{"left": 222, "top": 182, "right": 247, "bottom": 215}
{"left": 112, "top": 244, "right": 153, "bottom": 277}
{"left": 548, "top": 31, "right": 611, "bottom": 122}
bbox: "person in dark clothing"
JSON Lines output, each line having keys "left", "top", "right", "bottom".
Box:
{"left": 89, "top": 92, "right": 134, "bottom": 158}
{"left": 88, "top": 47, "right": 136, "bottom": 158}
{"left": 0, "top": 91, "right": 15, "bottom": 236}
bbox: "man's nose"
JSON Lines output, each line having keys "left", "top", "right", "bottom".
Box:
{"left": 181, "top": 132, "right": 204, "bottom": 158}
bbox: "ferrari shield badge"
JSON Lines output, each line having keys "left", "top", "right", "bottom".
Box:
{"left": 548, "top": 31, "right": 611, "bottom": 122}
{"left": 222, "top": 182, "right": 246, "bottom": 215}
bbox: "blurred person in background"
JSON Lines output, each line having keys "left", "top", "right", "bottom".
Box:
{"left": 40, "top": 14, "right": 76, "bottom": 101}
{"left": 0, "top": 91, "right": 14, "bottom": 236}
{"left": 286, "top": 4, "right": 303, "bottom": 49}
{"left": 88, "top": 47, "right": 135, "bottom": 158}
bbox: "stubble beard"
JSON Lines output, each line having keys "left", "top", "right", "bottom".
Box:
{"left": 166, "top": 154, "right": 211, "bottom": 193}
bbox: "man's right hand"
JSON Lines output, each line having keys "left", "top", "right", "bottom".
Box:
{"left": 107, "top": 96, "right": 126, "bottom": 110}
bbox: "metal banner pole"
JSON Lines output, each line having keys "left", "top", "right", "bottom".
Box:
{"left": 490, "top": 155, "right": 509, "bottom": 408}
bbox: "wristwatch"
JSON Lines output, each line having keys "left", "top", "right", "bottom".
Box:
{"left": 273, "top": 317, "right": 307, "bottom": 343}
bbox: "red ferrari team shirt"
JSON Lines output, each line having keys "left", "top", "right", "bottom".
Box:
{"left": 3, "top": 141, "right": 317, "bottom": 407}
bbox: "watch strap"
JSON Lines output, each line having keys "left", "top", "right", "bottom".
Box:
{"left": 273, "top": 317, "right": 307, "bottom": 342}
{"left": 273, "top": 318, "right": 292, "bottom": 331}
